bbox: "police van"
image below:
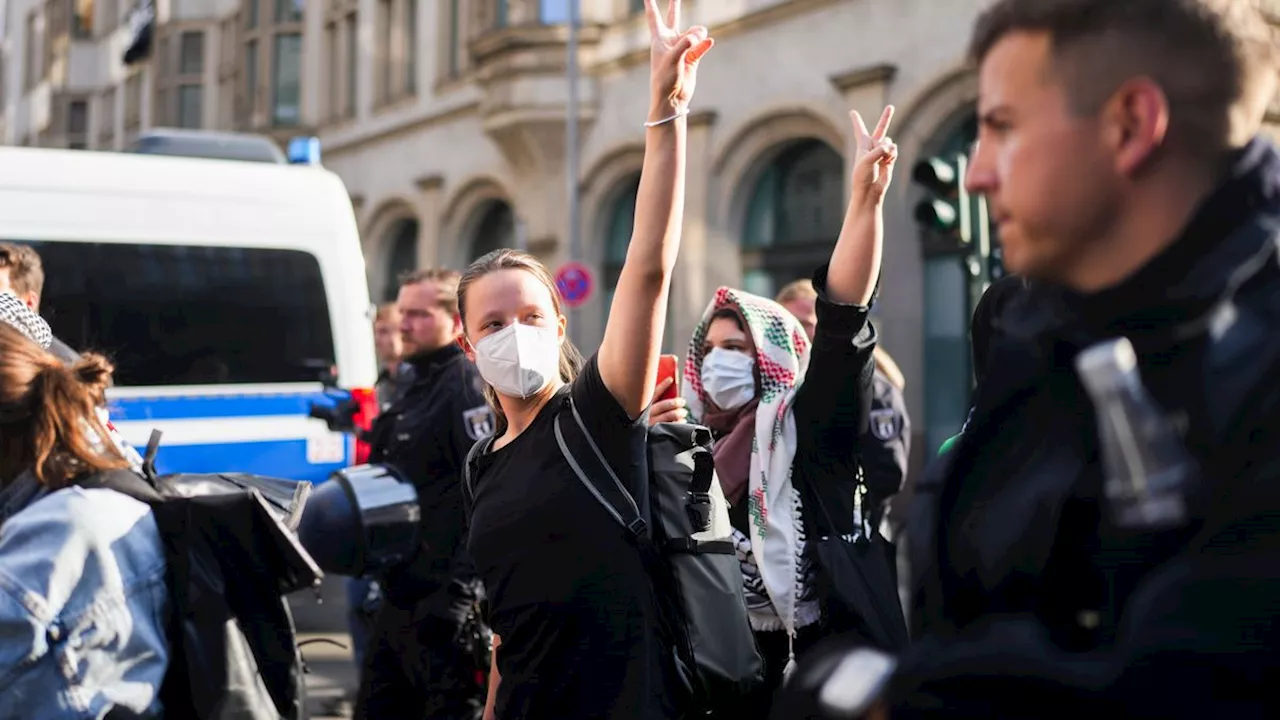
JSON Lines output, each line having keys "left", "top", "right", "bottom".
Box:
{"left": 0, "top": 133, "right": 379, "bottom": 483}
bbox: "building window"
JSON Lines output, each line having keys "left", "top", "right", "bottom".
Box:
{"left": 99, "top": 87, "right": 116, "bottom": 145}
{"left": 245, "top": 39, "right": 258, "bottom": 117}
{"left": 72, "top": 0, "right": 94, "bottom": 38}
{"left": 25, "top": 12, "right": 40, "bottom": 90}
{"left": 178, "top": 84, "right": 202, "bottom": 128}
{"left": 739, "top": 139, "right": 846, "bottom": 299}
{"left": 124, "top": 72, "right": 142, "bottom": 129}
{"left": 325, "top": 22, "right": 338, "bottom": 119}
{"left": 405, "top": 0, "right": 417, "bottom": 94}
{"left": 345, "top": 13, "right": 357, "bottom": 116}
{"left": 246, "top": 0, "right": 258, "bottom": 28}
{"left": 274, "top": 0, "right": 300, "bottom": 23}
{"left": 67, "top": 98, "right": 88, "bottom": 148}
{"left": 375, "top": 0, "right": 391, "bottom": 104}
{"left": 155, "top": 86, "right": 168, "bottom": 124}
{"left": 603, "top": 174, "right": 640, "bottom": 311}
{"left": 271, "top": 33, "right": 301, "bottom": 125}
{"left": 447, "top": 0, "right": 461, "bottom": 77}
{"left": 179, "top": 31, "right": 204, "bottom": 74}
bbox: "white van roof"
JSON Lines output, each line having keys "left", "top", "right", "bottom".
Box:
{"left": 0, "top": 146, "right": 356, "bottom": 250}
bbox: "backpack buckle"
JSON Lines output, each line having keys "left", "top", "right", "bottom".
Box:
{"left": 626, "top": 516, "right": 648, "bottom": 537}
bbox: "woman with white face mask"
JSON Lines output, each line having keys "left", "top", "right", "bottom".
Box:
{"left": 457, "top": 1, "right": 714, "bottom": 718}
{"left": 679, "top": 105, "right": 901, "bottom": 717}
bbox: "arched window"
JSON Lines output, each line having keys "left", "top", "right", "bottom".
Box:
{"left": 384, "top": 218, "right": 419, "bottom": 301}
{"left": 740, "top": 139, "right": 846, "bottom": 298}
{"left": 469, "top": 200, "right": 516, "bottom": 261}
{"left": 602, "top": 173, "right": 641, "bottom": 311}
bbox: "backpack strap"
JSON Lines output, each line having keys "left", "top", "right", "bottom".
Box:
{"left": 554, "top": 397, "right": 647, "bottom": 540}
{"left": 461, "top": 435, "right": 494, "bottom": 514}
{"left": 74, "top": 468, "right": 164, "bottom": 505}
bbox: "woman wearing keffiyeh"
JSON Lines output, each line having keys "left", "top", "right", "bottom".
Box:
{"left": 679, "top": 105, "right": 899, "bottom": 717}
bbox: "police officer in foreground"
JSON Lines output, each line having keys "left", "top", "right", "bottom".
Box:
{"left": 355, "top": 268, "right": 493, "bottom": 719}
{"left": 776, "top": 0, "right": 1280, "bottom": 716}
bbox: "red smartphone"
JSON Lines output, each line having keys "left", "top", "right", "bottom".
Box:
{"left": 656, "top": 354, "right": 679, "bottom": 402}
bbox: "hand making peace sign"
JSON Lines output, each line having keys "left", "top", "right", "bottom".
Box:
{"left": 645, "top": 0, "right": 715, "bottom": 120}
{"left": 851, "top": 106, "right": 899, "bottom": 204}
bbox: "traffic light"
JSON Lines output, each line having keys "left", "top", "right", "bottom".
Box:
{"left": 911, "top": 154, "right": 970, "bottom": 244}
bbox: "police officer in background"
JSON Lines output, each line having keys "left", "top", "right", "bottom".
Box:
{"left": 777, "top": 280, "right": 909, "bottom": 526}
{"left": 775, "top": 0, "right": 1280, "bottom": 716}
{"left": 356, "top": 268, "right": 493, "bottom": 720}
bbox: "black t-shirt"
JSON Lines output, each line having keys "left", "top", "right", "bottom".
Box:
{"left": 467, "top": 355, "right": 675, "bottom": 719}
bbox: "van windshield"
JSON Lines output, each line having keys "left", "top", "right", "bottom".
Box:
{"left": 12, "top": 240, "right": 336, "bottom": 387}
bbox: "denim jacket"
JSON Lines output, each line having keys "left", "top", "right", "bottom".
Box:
{"left": 0, "top": 473, "right": 169, "bottom": 719}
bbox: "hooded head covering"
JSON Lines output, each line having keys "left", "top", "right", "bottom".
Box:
{"left": 684, "top": 286, "right": 816, "bottom": 634}
{"left": 0, "top": 292, "right": 51, "bottom": 349}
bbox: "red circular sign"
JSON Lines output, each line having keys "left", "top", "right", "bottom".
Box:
{"left": 555, "top": 262, "right": 594, "bottom": 308}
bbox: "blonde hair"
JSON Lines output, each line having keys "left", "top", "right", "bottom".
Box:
{"left": 456, "top": 249, "right": 585, "bottom": 434}
{"left": 775, "top": 279, "right": 818, "bottom": 306}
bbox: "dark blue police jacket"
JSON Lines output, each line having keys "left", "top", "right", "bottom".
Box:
{"left": 892, "top": 138, "right": 1280, "bottom": 717}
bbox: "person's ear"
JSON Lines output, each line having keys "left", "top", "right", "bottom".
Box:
{"left": 1103, "top": 77, "right": 1169, "bottom": 177}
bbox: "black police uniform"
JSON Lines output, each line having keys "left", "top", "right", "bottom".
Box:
{"left": 775, "top": 139, "right": 1280, "bottom": 718}
{"left": 354, "top": 342, "right": 494, "bottom": 720}
{"left": 861, "top": 370, "right": 909, "bottom": 528}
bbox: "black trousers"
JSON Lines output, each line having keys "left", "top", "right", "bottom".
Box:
{"left": 354, "top": 599, "right": 483, "bottom": 720}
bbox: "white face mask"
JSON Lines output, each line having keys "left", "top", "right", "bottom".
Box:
{"left": 700, "top": 347, "right": 756, "bottom": 411}
{"left": 473, "top": 322, "right": 562, "bottom": 399}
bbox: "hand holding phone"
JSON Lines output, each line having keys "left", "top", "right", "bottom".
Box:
{"left": 656, "top": 355, "right": 679, "bottom": 402}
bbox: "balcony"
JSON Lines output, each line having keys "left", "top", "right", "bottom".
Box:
{"left": 468, "top": 0, "right": 601, "bottom": 173}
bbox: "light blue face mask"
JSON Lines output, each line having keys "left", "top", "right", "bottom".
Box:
{"left": 700, "top": 347, "right": 756, "bottom": 411}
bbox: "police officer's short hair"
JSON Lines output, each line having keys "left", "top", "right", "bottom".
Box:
{"left": 0, "top": 243, "right": 44, "bottom": 299}
{"left": 775, "top": 279, "right": 817, "bottom": 305}
{"left": 969, "top": 0, "right": 1279, "bottom": 157}
{"left": 398, "top": 268, "right": 461, "bottom": 315}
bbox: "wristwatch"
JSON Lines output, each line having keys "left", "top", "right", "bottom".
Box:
{"left": 817, "top": 648, "right": 897, "bottom": 717}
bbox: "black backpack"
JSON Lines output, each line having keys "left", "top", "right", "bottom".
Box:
{"left": 77, "top": 432, "right": 321, "bottom": 720}
{"left": 464, "top": 400, "right": 763, "bottom": 714}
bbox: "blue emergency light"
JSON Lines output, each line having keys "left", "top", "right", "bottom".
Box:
{"left": 288, "top": 136, "right": 322, "bottom": 165}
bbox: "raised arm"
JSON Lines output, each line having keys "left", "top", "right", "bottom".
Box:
{"left": 826, "top": 106, "right": 897, "bottom": 305}
{"left": 597, "top": 0, "right": 714, "bottom": 418}
{"left": 793, "top": 107, "right": 898, "bottom": 445}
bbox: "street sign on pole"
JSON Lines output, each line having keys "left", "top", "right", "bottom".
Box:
{"left": 555, "top": 262, "right": 594, "bottom": 309}
{"left": 565, "top": 0, "right": 582, "bottom": 333}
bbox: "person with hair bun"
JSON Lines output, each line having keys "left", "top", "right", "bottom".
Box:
{"left": 0, "top": 322, "right": 169, "bottom": 719}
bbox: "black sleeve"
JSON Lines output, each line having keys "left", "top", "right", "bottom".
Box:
{"left": 859, "top": 376, "right": 910, "bottom": 500}
{"left": 569, "top": 354, "right": 649, "bottom": 497}
{"left": 792, "top": 263, "right": 877, "bottom": 458}
{"left": 886, "top": 388, "right": 1280, "bottom": 717}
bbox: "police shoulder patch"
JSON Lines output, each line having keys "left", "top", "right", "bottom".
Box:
{"left": 463, "top": 404, "right": 495, "bottom": 441}
{"left": 869, "top": 407, "right": 900, "bottom": 442}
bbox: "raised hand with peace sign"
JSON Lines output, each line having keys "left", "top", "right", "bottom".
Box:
{"left": 825, "top": 105, "right": 897, "bottom": 307}
{"left": 644, "top": 0, "right": 715, "bottom": 123}
{"left": 850, "top": 105, "right": 899, "bottom": 206}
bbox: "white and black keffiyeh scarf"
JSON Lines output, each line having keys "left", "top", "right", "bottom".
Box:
{"left": 0, "top": 292, "right": 52, "bottom": 349}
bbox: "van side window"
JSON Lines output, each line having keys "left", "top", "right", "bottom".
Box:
{"left": 12, "top": 240, "right": 336, "bottom": 387}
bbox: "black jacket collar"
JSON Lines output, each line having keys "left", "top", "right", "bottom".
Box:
{"left": 405, "top": 342, "right": 464, "bottom": 375}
